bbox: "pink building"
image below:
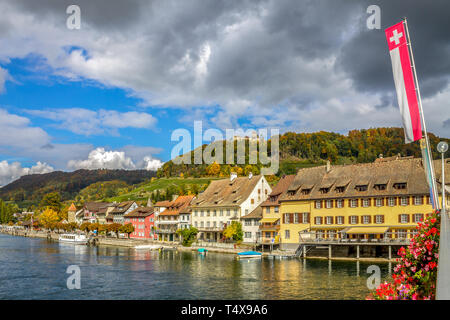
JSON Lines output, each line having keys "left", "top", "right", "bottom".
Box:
{"left": 124, "top": 206, "right": 156, "bottom": 239}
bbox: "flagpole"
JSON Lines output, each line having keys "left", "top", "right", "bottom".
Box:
{"left": 402, "top": 17, "right": 440, "bottom": 211}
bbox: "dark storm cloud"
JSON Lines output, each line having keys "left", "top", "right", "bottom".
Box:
{"left": 338, "top": 0, "right": 450, "bottom": 99}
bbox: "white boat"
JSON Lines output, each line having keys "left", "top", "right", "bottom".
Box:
{"left": 58, "top": 233, "right": 88, "bottom": 244}
{"left": 134, "top": 244, "right": 162, "bottom": 250}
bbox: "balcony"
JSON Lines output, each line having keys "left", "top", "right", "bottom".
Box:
{"left": 197, "top": 226, "right": 224, "bottom": 232}
{"left": 257, "top": 238, "right": 280, "bottom": 245}
{"left": 259, "top": 223, "right": 280, "bottom": 231}
{"left": 157, "top": 220, "right": 179, "bottom": 225}
{"left": 156, "top": 229, "right": 177, "bottom": 234}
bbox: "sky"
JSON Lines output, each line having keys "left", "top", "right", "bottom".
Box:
{"left": 0, "top": 0, "right": 449, "bottom": 186}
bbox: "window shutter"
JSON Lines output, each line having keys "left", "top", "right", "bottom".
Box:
{"left": 330, "top": 200, "right": 334, "bottom": 208}
{"left": 320, "top": 217, "right": 323, "bottom": 224}
{"left": 381, "top": 215, "right": 385, "bottom": 223}
{"left": 368, "top": 215, "right": 372, "bottom": 224}
{"left": 426, "top": 196, "right": 430, "bottom": 204}
{"left": 282, "top": 214, "right": 285, "bottom": 224}
{"left": 356, "top": 199, "right": 359, "bottom": 207}
{"left": 307, "top": 213, "right": 311, "bottom": 223}
{"left": 290, "top": 213, "right": 294, "bottom": 224}
{"left": 368, "top": 198, "right": 372, "bottom": 207}
{"left": 398, "top": 214, "right": 401, "bottom": 223}
{"left": 407, "top": 214, "right": 410, "bottom": 223}
{"left": 421, "top": 214, "right": 424, "bottom": 221}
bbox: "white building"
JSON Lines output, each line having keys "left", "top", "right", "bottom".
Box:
{"left": 190, "top": 173, "right": 271, "bottom": 242}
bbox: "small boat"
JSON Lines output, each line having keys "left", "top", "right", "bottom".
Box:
{"left": 59, "top": 233, "right": 88, "bottom": 244}
{"left": 237, "top": 251, "right": 262, "bottom": 259}
{"left": 134, "top": 244, "right": 162, "bottom": 250}
{"left": 198, "top": 248, "right": 208, "bottom": 254}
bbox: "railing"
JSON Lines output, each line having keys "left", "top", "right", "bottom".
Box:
{"left": 197, "top": 227, "right": 224, "bottom": 232}
{"left": 155, "top": 229, "right": 177, "bottom": 234}
{"left": 259, "top": 224, "right": 280, "bottom": 231}
{"left": 157, "top": 220, "right": 179, "bottom": 225}
{"left": 257, "top": 238, "right": 280, "bottom": 244}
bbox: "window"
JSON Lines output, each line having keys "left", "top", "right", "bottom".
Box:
{"left": 315, "top": 217, "right": 322, "bottom": 225}
{"left": 234, "top": 209, "right": 238, "bottom": 216}
{"left": 244, "top": 232, "right": 252, "bottom": 238}
{"left": 245, "top": 220, "right": 252, "bottom": 226}
{"left": 350, "top": 216, "right": 358, "bottom": 224}
{"left": 394, "top": 183, "right": 407, "bottom": 190}
{"left": 374, "top": 184, "right": 387, "bottom": 191}
{"left": 362, "top": 215, "right": 370, "bottom": 224}
{"left": 400, "top": 214, "right": 409, "bottom": 223}
{"left": 227, "top": 209, "right": 230, "bottom": 216}
{"left": 414, "top": 196, "right": 423, "bottom": 205}
{"left": 285, "top": 230, "right": 290, "bottom": 239}
{"left": 315, "top": 201, "right": 322, "bottom": 209}
{"left": 253, "top": 219, "right": 259, "bottom": 226}
{"left": 400, "top": 197, "right": 408, "bottom": 206}
{"left": 362, "top": 199, "right": 370, "bottom": 207}
{"left": 335, "top": 186, "right": 345, "bottom": 193}
{"left": 355, "top": 185, "right": 368, "bottom": 192}
{"left": 336, "top": 199, "right": 343, "bottom": 208}
{"left": 413, "top": 213, "right": 424, "bottom": 223}
{"left": 274, "top": 207, "right": 279, "bottom": 213}
{"left": 375, "top": 215, "right": 384, "bottom": 224}
{"left": 388, "top": 197, "right": 395, "bottom": 206}
{"left": 326, "top": 216, "right": 333, "bottom": 225}
{"left": 220, "top": 210, "right": 224, "bottom": 216}
{"left": 320, "top": 188, "right": 330, "bottom": 194}
{"left": 206, "top": 210, "right": 210, "bottom": 217}
{"left": 200, "top": 211, "right": 204, "bottom": 217}
{"left": 200, "top": 221, "right": 204, "bottom": 227}
{"left": 213, "top": 221, "right": 217, "bottom": 227}
{"left": 398, "top": 229, "right": 407, "bottom": 239}
{"left": 266, "top": 207, "right": 270, "bottom": 214}
{"left": 336, "top": 216, "right": 344, "bottom": 225}
{"left": 284, "top": 213, "right": 291, "bottom": 224}
{"left": 326, "top": 200, "right": 333, "bottom": 209}
{"left": 213, "top": 210, "right": 217, "bottom": 216}
{"left": 301, "top": 189, "right": 311, "bottom": 195}
{"left": 302, "top": 213, "right": 309, "bottom": 224}
{"left": 375, "top": 198, "right": 383, "bottom": 207}
{"left": 350, "top": 199, "right": 358, "bottom": 208}
{"left": 412, "top": 229, "right": 419, "bottom": 237}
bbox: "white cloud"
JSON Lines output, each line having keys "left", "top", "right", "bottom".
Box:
{"left": 0, "top": 160, "right": 54, "bottom": 186}
{"left": 26, "top": 108, "right": 157, "bottom": 136}
{"left": 67, "top": 147, "right": 163, "bottom": 171}
{"left": 0, "top": 67, "right": 9, "bottom": 92}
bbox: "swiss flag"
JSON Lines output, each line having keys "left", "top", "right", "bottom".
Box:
{"left": 385, "top": 22, "right": 422, "bottom": 143}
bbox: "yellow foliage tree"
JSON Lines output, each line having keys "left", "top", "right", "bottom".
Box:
{"left": 206, "top": 161, "right": 221, "bottom": 176}
{"left": 39, "top": 208, "right": 60, "bottom": 229}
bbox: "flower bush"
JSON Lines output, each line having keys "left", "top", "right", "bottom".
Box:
{"left": 367, "top": 211, "right": 440, "bottom": 300}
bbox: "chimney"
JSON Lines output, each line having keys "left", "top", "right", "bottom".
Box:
{"left": 326, "top": 160, "right": 331, "bottom": 173}
{"left": 248, "top": 172, "right": 253, "bottom": 179}
{"left": 172, "top": 194, "right": 179, "bottom": 201}
{"left": 230, "top": 172, "right": 237, "bottom": 182}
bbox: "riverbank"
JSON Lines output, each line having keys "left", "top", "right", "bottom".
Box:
{"left": 0, "top": 228, "right": 397, "bottom": 262}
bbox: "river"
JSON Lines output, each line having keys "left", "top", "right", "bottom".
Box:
{"left": 0, "top": 233, "right": 392, "bottom": 300}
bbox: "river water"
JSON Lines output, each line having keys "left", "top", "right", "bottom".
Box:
{"left": 0, "top": 233, "right": 392, "bottom": 300}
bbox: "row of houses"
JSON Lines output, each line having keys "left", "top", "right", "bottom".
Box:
{"left": 68, "top": 156, "right": 449, "bottom": 249}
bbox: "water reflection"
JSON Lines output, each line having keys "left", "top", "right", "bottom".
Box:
{"left": 0, "top": 234, "right": 392, "bottom": 300}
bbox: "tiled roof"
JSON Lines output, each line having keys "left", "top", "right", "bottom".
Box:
{"left": 154, "top": 200, "right": 172, "bottom": 207}
{"left": 241, "top": 205, "right": 262, "bottom": 219}
{"left": 191, "top": 175, "right": 264, "bottom": 208}
{"left": 110, "top": 201, "right": 135, "bottom": 214}
{"left": 68, "top": 203, "right": 77, "bottom": 211}
{"left": 280, "top": 157, "right": 450, "bottom": 202}
{"left": 125, "top": 206, "right": 154, "bottom": 218}
{"left": 158, "top": 195, "right": 195, "bottom": 216}
{"left": 260, "top": 174, "right": 296, "bottom": 207}
{"left": 84, "top": 201, "right": 112, "bottom": 212}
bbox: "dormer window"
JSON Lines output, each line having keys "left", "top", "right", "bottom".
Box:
{"left": 355, "top": 185, "right": 368, "bottom": 192}
{"left": 374, "top": 184, "right": 387, "bottom": 191}
{"left": 270, "top": 196, "right": 277, "bottom": 202}
{"left": 394, "top": 183, "right": 407, "bottom": 190}
{"left": 287, "top": 190, "right": 296, "bottom": 196}
{"left": 319, "top": 188, "right": 330, "bottom": 194}
{"left": 301, "top": 189, "right": 311, "bottom": 195}
{"left": 335, "top": 186, "right": 345, "bottom": 193}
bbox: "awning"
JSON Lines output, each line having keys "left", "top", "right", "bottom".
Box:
{"left": 260, "top": 218, "right": 279, "bottom": 223}
{"left": 345, "top": 227, "right": 389, "bottom": 234}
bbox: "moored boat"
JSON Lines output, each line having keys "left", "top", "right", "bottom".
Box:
{"left": 237, "top": 251, "right": 262, "bottom": 259}
{"left": 58, "top": 233, "right": 88, "bottom": 244}
{"left": 134, "top": 244, "right": 162, "bottom": 250}
{"left": 198, "top": 248, "right": 208, "bottom": 254}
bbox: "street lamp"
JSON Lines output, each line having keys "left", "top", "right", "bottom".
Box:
{"left": 437, "top": 141, "right": 448, "bottom": 215}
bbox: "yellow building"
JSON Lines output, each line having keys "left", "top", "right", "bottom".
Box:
{"left": 259, "top": 174, "right": 296, "bottom": 248}
{"left": 278, "top": 156, "right": 449, "bottom": 250}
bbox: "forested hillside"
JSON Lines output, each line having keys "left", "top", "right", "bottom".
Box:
{"left": 157, "top": 127, "right": 449, "bottom": 178}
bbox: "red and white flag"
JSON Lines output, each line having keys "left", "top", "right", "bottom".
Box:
{"left": 385, "top": 21, "right": 422, "bottom": 143}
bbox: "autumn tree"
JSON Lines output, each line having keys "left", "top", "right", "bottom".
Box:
{"left": 39, "top": 192, "right": 62, "bottom": 213}
{"left": 119, "top": 223, "right": 135, "bottom": 238}
{"left": 39, "top": 208, "right": 60, "bottom": 229}
{"left": 206, "top": 161, "right": 221, "bottom": 176}
{"left": 223, "top": 221, "right": 243, "bottom": 242}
